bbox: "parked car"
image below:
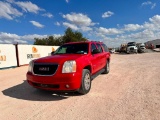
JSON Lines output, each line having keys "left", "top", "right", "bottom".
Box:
{"left": 109, "top": 48, "right": 115, "bottom": 54}
{"left": 26, "top": 41, "right": 111, "bottom": 94}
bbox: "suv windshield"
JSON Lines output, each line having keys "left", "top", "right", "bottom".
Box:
{"left": 54, "top": 43, "right": 89, "bottom": 54}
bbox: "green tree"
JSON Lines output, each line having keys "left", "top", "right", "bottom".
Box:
{"left": 33, "top": 27, "right": 87, "bottom": 45}
{"left": 63, "top": 28, "right": 87, "bottom": 43}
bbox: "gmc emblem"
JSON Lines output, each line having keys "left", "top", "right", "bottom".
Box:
{"left": 39, "top": 67, "right": 50, "bottom": 71}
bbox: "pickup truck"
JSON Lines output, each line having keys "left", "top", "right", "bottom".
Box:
{"left": 26, "top": 41, "right": 110, "bottom": 94}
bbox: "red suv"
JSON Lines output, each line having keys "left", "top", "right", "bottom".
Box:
{"left": 27, "top": 41, "right": 110, "bottom": 94}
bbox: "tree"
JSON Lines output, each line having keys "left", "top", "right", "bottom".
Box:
{"left": 63, "top": 28, "right": 87, "bottom": 43}
{"left": 33, "top": 27, "right": 87, "bottom": 45}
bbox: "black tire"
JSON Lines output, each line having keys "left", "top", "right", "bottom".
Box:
{"left": 103, "top": 60, "right": 110, "bottom": 74}
{"left": 78, "top": 69, "right": 91, "bottom": 95}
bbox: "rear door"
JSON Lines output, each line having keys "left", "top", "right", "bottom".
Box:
{"left": 96, "top": 43, "right": 106, "bottom": 69}
{"left": 90, "top": 43, "right": 100, "bottom": 74}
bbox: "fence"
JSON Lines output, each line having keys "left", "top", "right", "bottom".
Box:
{"left": 0, "top": 44, "right": 59, "bottom": 69}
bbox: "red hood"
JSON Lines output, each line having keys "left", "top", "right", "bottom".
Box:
{"left": 34, "top": 54, "right": 88, "bottom": 64}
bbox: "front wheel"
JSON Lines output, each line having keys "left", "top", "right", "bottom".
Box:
{"left": 103, "top": 61, "right": 110, "bottom": 74}
{"left": 78, "top": 69, "right": 91, "bottom": 95}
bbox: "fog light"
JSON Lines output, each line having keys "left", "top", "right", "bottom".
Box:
{"left": 65, "top": 84, "right": 70, "bottom": 88}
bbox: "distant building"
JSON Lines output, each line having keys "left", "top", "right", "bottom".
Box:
{"left": 145, "top": 39, "right": 160, "bottom": 49}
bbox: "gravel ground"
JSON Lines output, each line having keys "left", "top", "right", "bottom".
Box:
{"left": 0, "top": 52, "right": 160, "bottom": 120}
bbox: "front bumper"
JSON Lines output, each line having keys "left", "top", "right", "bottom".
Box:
{"left": 27, "top": 72, "right": 82, "bottom": 91}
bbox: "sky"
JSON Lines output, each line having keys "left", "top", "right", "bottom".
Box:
{"left": 0, "top": 0, "right": 160, "bottom": 47}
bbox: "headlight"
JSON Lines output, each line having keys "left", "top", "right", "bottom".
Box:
{"left": 62, "top": 60, "right": 76, "bottom": 73}
{"left": 28, "top": 60, "right": 33, "bottom": 72}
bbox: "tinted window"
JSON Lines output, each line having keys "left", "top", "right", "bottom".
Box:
{"left": 91, "top": 43, "right": 97, "bottom": 53}
{"left": 96, "top": 43, "right": 103, "bottom": 53}
{"left": 55, "top": 43, "right": 89, "bottom": 54}
{"left": 102, "top": 44, "right": 109, "bottom": 52}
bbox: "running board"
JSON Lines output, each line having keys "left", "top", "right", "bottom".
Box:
{"left": 91, "top": 68, "right": 105, "bottom": 80}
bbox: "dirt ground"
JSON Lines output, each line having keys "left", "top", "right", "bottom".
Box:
{"left": 0, "top": 52, "right": 160, "bottom": 120}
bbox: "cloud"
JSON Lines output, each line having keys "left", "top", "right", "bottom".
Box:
{"left": 0, "top": 32, "right": 26, "bottom": 44}
{"left": 149, "top": 15, "right": 160, "bottom": 24}
{"left": 142, "top": 1, "right": 156, "bottom": 9}
{"left": 66, "top": 0, "right": 69, "bottom": 3}
{"left": 97, "top": 27, "right": 123, "bottom": 35}
{"left": 55, "top": 22, "right": 61, "bottom": 26}
{"left": 94, "top": 15, "right": 160, "bottom": 47}
{"left": 30, "top": 21, "right": 44, "bottom": 28}
{"left": 42, "top": 13, "right": 53, "bottom": 18}
{"left": 0, "top": 32, "right": 62, "bottom": 44}
{"left": 0, "top": 1, "right": 22, "bottom": 20}
{"left": 124, "top": 24, "right": 143, "bottom": 31}
{"left": 102, "top": 11, "right": 114, "bottom": 18}
{"left": 62, "top": 13, "right": 96, "bottom": 32}
{"left": 63, "top": 22, "right": 78, "bottom": 30}
{"left": 142, "top": 1, "right": 152, "bottom": 6}
{"left": 63, "top": 13, "right": 94, "bottom": 26}
{"left": 15, "top": 1, "right": 43, "bottom": 14}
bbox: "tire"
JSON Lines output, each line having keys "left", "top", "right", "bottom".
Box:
{"left": 78, "top": 69, "right": 91, "bottom": 95}
{"left": 103, "top": 60, "right": 110, "bottom": 74}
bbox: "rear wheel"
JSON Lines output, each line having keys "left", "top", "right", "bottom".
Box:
{"left": 78, "top": 69, "right": 91, "bottom": 95}
{"left": 103, "top": 61, "right": 110, "bottom": 74}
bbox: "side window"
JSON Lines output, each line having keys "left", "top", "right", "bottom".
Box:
{"left": 96, "top": 43, "right": 103, "bottom": 53}
{"left": 102, "top": 44, "right": 109, "bottom": 52}
{"left": 91, "top": 43, "right": 97, "bottom": 53}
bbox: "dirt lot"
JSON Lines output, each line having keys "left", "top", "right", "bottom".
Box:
{"left": 0, "top": 52, "right": 160, "bottom": 120}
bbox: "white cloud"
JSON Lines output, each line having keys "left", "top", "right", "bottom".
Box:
{"left": 151, "top": 3, "right": 156, "bottom": 9}
{"left": 62, "top": 13, "right": 96, "bottom": 32}
{"left": 0, "top": 1, "right": 22, "bottom": 20}
{"left": 63, "top": 22, "right": 79, "bottom": 30}
{"left": 30, "top": 21, "right": 44, "bottom": 28}
{"left": 149, "top": 15, "right": 160, "bottom": 24}
{"left": 0, "top": 32, "right": 62, "bottom": 44}
{"left": 142, "top": 1, "right": 156, "bottom": 9}
{"left": 15, "top": 1, "right": 43, "bottom": 14}
{"left": 63, "top": 13, "right": 94, "bottom": 26}
{"left": 0, "top": 32, "right": 26, "bottom": 44}
{"left": 80, "top": 26, "right": 92, "bottom": 32}
{"left": 21, "top": 34, "right": 48, "bottom": 40}
{"left": 124, "top": 24, "right": 143, "bottom": 31}
{"left": 97, "top": 27, "right": 123, "bottom": 35}
{"left": 94, "top": 15, "right": 160, "bottom": 47}
{"left": 66, "top": 0, "right": 69, "bottom": 3}
{"left": 102, "top": 11, "right": 114, "bottom": 18}
{"left": 42, "top": 13, "right": 53, "bottom": 18}
{"left": 6, "top": 0, "right": 15, "bottom": 3}
{"left": 55, "top": 22, "right": 61, "bottom": 26}
{"left": 0, "top": 32, "right": 20, "bottom": 40}
{"left": 142, "top": 1, "right": 152, "bottom": 6}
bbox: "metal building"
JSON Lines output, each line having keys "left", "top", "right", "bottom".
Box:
{"left": 145, "top": 39, "right": 160, "bottom": 49}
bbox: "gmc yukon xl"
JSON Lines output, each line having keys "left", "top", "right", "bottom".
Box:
{"left": 27, "top": 41, "right": 110, "bottom": 94}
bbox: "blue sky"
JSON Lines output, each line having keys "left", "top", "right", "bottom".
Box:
{"left": 0, "top": 0, "right": 160, "bottom": 47}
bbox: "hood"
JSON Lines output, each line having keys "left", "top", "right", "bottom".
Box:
{"left": 127, "top": 46, "right": 137, "bottom": 48}
{"left": 33, "top": 54, "right": 87, "bottom": 64}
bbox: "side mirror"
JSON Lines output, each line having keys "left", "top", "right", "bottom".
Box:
{"left": 92, "top": 49, "right": 100, "bottom": 54}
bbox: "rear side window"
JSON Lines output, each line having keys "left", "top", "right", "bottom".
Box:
{"left": 102, "top": 44, "right": 109, "bottom": 52}
{"left": 96, "top": 43, "right": 103, "bottom": 53}
{"left": 91, "top": 43, "right": 97, "bottom": 53}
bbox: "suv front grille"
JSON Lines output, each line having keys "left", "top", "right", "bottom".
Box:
{"left": 33, "top": 63, "right": 58, "bottom": 76}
